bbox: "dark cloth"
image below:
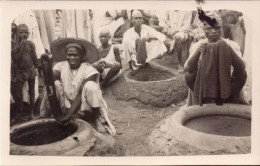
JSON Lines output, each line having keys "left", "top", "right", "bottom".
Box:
{"left": 174, "top": 35, "right": 193, "bottom": 67}
{"left": 222, "top": 24, "right": 233, "bottom": 40}
{"left": 136, "top": 38, "right": 147, "bottom": 65}
{"left": 12, "top": 40, "right": 37, "bottom": 82}
{"left": 11, "top": 78, "right": 35, "bottom": 116}
{"left": 11, "top": 78, "right": 35, "bottom": 102}
{"left": 193, "top": 39, "right": 245, "bottom": 105}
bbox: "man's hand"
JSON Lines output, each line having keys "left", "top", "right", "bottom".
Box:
{"left": 198, "top": 42, "right": 207, "bottom": 53}
{"left": 59, "top": 115, "right": 70, "bottom": 126}
{"left": 57, "top": 107, "right": 71, "bottom": 126}
{"left": 97, "top": 61, "right": 106, "bottom": 73}
{"left": 162, "top": 26, "right": 169, "bottom": 35}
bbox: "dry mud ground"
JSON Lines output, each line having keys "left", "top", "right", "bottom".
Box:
{"left": 101, "top": 88, "right": 187, "bottom": 156}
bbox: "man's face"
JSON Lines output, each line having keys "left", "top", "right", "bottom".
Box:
{"left": 99, "top": 32, "right": 110, "bottom": 45}
{"left": 18, "top": 26, "right": 29, "bottom": 41}
{"left": 66, "top": 46, "right": 82, "bottom": 69}
{"left": 203, "top": 22, "right": 222, "bottom": 42}
{"left": 132, "top": 15, "right": 144, "bottom": 27}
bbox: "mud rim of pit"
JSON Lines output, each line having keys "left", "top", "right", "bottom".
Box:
{"left": 10, "top": 118, "right": 95, "bottom": 156}
{"left": 124, "top": 62, "right": 179, "bottom": 83}
{"left": 166, "top": 104, "right": 251, "bottom": 152}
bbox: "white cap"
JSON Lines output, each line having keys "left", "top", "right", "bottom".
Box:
{"left": 132, "top": 10, "right": 143, "bottom": 18}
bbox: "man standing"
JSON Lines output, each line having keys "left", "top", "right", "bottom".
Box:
{"left": 92, "top": 29, "right": 122, "bottom": 88}
{"left": 122, "top": 10, "right": 167, "bottom": 70}
{"left": 184, "top": 11, "right": 247, "bottom": 106}
{"left": 40, "top": 38, "right": 116, "bottom": 135}
{"left": 11, "top": 24, "right": 38, "bottom": 121}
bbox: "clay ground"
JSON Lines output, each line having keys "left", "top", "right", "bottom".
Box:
{"left": 102, "top": 88, "right": 187, "bottom": 156}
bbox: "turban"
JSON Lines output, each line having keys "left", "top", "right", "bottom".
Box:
{"left": 205, "top": 11, "right": 223, "bottom": 26}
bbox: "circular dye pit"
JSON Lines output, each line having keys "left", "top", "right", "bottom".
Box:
{"left": 128, "top": 65, "right": 174, "bottom": 82}
{"left": 10, "top": 118, "right": 95, "bottom": 156}
{"left": 149, "top": 104, "right": 251, "bottom": 154}
{"left": 11, "top": 122, "right": 78, "bottom": 146}
{"left": 110, "top": 62, "right": 188, "bottom": 107}
{"left": 184, "top": 116, "right": 251, "bottom": 137}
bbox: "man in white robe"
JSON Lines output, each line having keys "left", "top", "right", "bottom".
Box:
{"left": 122, "top": 10, "right": 167, "bottom": 70}
{"left": 40, "top": 38, "right": 116, "bottom": 135}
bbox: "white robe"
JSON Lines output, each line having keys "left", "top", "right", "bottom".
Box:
{"left": 122, "top": 24, "right": 167, "bottom": 70}
{"left": 40, "top": 61, "right": 116, "bottom": 135}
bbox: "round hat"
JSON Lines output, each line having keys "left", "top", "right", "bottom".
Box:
{"left": 50, "top": 38, "right": 100, "bottom": 64}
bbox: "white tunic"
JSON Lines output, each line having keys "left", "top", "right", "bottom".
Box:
{"left": 122, "top": 24, "right": 167, "bottom": 69}
{"left": 53, "top": 61, "right": 99, "bottom": 108}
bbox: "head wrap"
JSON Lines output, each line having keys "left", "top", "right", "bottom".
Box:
{"left": 205, "top": 11, "right": 222, "bottom": 26}
{"left": 198, "top": 8, "right": 222, "bottom": 27}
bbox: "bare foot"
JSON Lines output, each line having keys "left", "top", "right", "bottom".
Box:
{"left": 30, "top": 112, "right": 36, "bottom": 120}
{"left": 95, "top": 119, "right": 106, "bottom": 133}
{"left": 177, "top": 65, "right": 184, "bottom": 73}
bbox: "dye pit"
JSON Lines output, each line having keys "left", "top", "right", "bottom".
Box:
{"left": 184, "top": 116, "right": 251, "bottom": 137}
{"left": 11, "top": 122, "right": 78, "bottom": 146}
{"left": 128, "top": 65, "right": 174, "bottom": 82}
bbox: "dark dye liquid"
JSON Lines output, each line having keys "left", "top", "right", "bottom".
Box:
{"left": 11, "top": 122, "right": 78, "bottom": 146}
{"left": 184, "top": 116, "right": 251, "bottom": 137}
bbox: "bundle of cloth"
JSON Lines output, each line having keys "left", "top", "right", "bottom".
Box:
{"left": 194, "top": 39, "right": 245, "bottom": 105}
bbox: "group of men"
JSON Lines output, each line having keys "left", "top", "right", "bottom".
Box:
{"left": 11, "top": 9, "right": 248, "bottom": 136}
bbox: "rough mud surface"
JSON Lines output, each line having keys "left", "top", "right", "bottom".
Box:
{"left": 153, "top": 52, "right": 179, "bottom": 69}
{"left": 110, "top": 63, "right": 188, "bottom": 107}
{"left": 149, "top": 105, "right": 251, "bottom": 155}
{"left": 128, "top": 65, "right": 174, "bottom": 82}
{"left": 100, "top": 89, "right": 188, "bottom": 156}
{"left": 149, "top": 118, "right": 240, "bottom": 156}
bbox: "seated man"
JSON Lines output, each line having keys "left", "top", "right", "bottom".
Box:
{"left": 39, "top": 38, "right": 116, "bottom": 135}
{"left": 163, "top": 10, "right": 193, "bottom": 73}
{"left": 184, "top": 11, "right": 247, "bottom": 106}
{"left": 92, "top": 29, "right": 122, "bottom": 88}
{"left": 122, "top": 10, "right": 168, "bottom": 70}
